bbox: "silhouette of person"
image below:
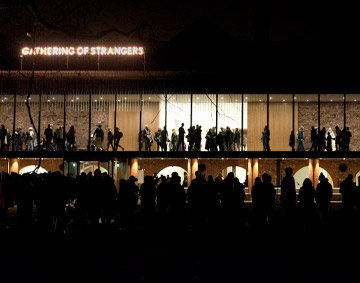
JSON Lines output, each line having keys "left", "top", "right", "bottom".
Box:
{"left": 296, "top": 127, "right": 305, "bottom": 151}
{"left": 142, "top": 125, "right": 153, "bottom": 151}
{"left": 340, "top": 174, "right": 356, "bottom": 216}
{"left": 280, "top": 167, "right": 296, "bottom": 208}
{"left": 139, "top": 176, "right": 157, "bottom": 230}
{"left": 177, "top": 123, "right": 185, "bottom": 151}
{"left": 44, "top": 124, "right": 53, "bottom": 151}
{"left": 251, "top": 176, "right": 266, "bottom": 227}
{"left": 232, "top": 177, "right": 246, "bottom": 228}
{"left": 315, "top": 175, "right": 333, "bottom": 225}
{"left": 298, "top": 178, "right": 316, "bottom": 230}
{"left": 289, "top": 130, "right": 295, "bottom": 151}
{"left": 160, "top": 126, "right": 168, "bottom": 152}
{"left": 188, "top": 170, "right": 207, "bottom": 228}
{"left": 168, "top": 172, "right": 186, "bottom": 230}
{"left": 220, "top": 172, "right": 235, "bottom": 227}
{"left": 326, "top": 132, "right": 334, "bottom": 152}
{"left": 309, "top": 126, "right": 317, "bottom": 151}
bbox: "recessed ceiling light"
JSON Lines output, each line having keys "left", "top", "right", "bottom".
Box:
{"left": 4, "top": 97, "right": 7, "bottom": 100}
{"left": 354, "top": 99, "right": 357, "bottom": 102}
{"left": 148, "top": 97, "right": 151, "bottom": 100}
{"left": 117, "top": 99, "right": 121, "bottom": 102}
{"left": 71, "top": 99, "right": 74, "bottom": 102}
{"left": 100, "top": 97, "right": 103, "bottom": 100}
{"left": 76, "top": 97, "right": 79, "bottom": 100}
{"left": 124, "top": 97, "right": 127, "bottom": 100}
{"left": 269, "top": 97, "right": 272, "bottom": 100}
{"left": 330, "top": 99, "right": 333, "bottom": 102}
{"left": 94, "top": 99, "right": 97, "bottom": 102}
{"left": 221, "top": 97, "right": 224, "bottom": 100}
{"left": 235, "top": 99, "right": 238, "bottom": 102}
{"left": 259, "top": 99, "right": 262, "bottom": 102}
{"left": 306, "top": 99, "right": 309, "bottom": 102}
{"left": 245, "top": 97, "right": 248, "bottom": 100}
{"left": 52, "top": 97, "right": 55, "bottom": 100}
{"left": 282, "top": 99, "right": 285, "bottom": 102}
{"left": 47, "top": 99, "right": 50, "bottom": 102}
{"left": 294, "top": 97, "right": 297, "bottom": 100}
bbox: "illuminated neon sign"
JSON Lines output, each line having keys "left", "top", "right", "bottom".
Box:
{"left": 21, "top": 46, "right": 144, "bottom": 56}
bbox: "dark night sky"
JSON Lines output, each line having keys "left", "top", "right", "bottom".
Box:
{"left": 1, "top": 0, "right": 360, "bottom": 73}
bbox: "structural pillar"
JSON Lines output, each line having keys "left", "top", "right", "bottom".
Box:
{"left": 314, "top": 158, "right": 320, "bottom": 188}
{"left": 9, "top": 158, "right": 19, "bottom": 174}
{"left": 247, "top": 158, "right": 253, "bottom": 193}
{"left": 187, "top": 158, "right": 191, "bottom": 184}
{"left": 191, "top": 158, "right": 199, "bottom": 181}
{"left": 308, "top": 158, "right": 314, "bottom": 185}
{"left": 129, "top": 158, "right": 139, "bottom": 180}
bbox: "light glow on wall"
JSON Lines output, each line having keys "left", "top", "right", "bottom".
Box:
{"left": 21, "top": 46, "right": 144, "bottom": 56}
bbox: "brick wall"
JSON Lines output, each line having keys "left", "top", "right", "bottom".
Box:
{"left": 298, "top": 102, "right": 359, "bottom": 151}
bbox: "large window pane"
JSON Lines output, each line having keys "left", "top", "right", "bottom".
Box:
{"left": 320, "top": 94, "right": 344, "bottom": 152}
{"left": 15, "top": 94, "right": 39, "bottom": 151}
{"left": 346, "top": 94, "right": 359, "bottom": 151}
{"left": 269, "top": 94, "right": 293, "bottom": 151}
{"left": 246, "top": 94, "right": 267, "bottom": 151}
{"left": 192, "top": 94, "right": 216, "bottom": 151}
{"left": 296, "top": 94, "right": 318, "bottom": 151}
{"left": 66, "top": 93, "right": 90, "bottom": 151}
{"left": 41, "top": 94, "right": 64, "bottom": 151}
{"left": 218, "top": 94, "right": 245, "bottom": 151}
{"left": 166, "top": 94, "right": 191, "bottom": 151}
{"left": 141, "top": 94, "right": 162, "bottom": 151}
{"left": 0, "top": 94, "right": 14, "bottom": 150}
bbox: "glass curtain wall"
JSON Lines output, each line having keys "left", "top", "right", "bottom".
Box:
{"left": 246, "top": 94, "right": 267, "bottom": 151}
{"left": 320, "top": 94, "right": 344, "bottom": 152}
{"left": 0, "top": 94, "right": 14, "bottom": 151}
{"left": 141, "top": 94, "right": 162, "bottom": 151}
{"left": 166, "top": 94, "right": 191, "bottom": 152}
{"left": 192, "top": 94, "right": 216, "bottom": 151}
{"left": 218, "top": 94, "right": 245, "bottom": 151}
{"left": 15, "top": 94, "right": 40, "bottom": 151}
{"left": 346, "top": 94, "right": 359, "bottom": 151}
{"left": 296, "top": 94, "right": 318, "bottom": 151}
{"left": 65, "top": 93, "right": 90, "bottom": 151}
{"left": 269, "top": 94, "right": 293, "bottom": 151}
{"left": 41, "top": 94, "right": 64, "bottom": 151}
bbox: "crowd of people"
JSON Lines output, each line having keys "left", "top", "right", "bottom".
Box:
{"left": 140, "top": 124, "right": 243, "bottom": 152}
{"left": 0, "top": 124, "right": 125, "bottom": 152}
{"left": 1, "top": 167, "right": 360, "bottom": 233}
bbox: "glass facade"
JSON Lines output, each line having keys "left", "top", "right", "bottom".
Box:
{"left": 0, "top": 93, "right": 358, "bottom": 153}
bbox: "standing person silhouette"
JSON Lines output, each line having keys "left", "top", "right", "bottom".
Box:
{"left": 177, "top": 123, "right": 185, "bottom": 151}
{"left": 315, "top": 174, "right": 333, "bottom": 226}
{"left": 298, "top": 178, "right": 316, "bottom": 230}
{"left": 280, "top": 167, "right": 296, "bottom": 226}
{"left": 340, "top": 174, "right": 356, "bottom": 219}
{"left": 296, "top": 127, "right": 305, "bottom": 151}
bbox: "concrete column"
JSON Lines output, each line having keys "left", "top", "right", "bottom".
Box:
{"left": 253, "top": 158, "right": 259, "bottom": 181}
{"left": 191, "top": 158, "right": 199, "bottom": 180}
{"left": 9, "top": 158, "right": 19, "bottom": 174}
{"left": 314, "top": 158, "right": 320, "bottom": 188}
{"left": 247, "top": 158, "right": 253, "bottom": 193}
{"left": 308, "top": 158, "right": 314, "bottom": 185}
{"left": 187, "top": 158, "right": 191, "bottom": 184}
{"left": 129, "top": 158, "right": 139, "bottom": 179}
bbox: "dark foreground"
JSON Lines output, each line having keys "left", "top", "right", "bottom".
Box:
{"left": 1, "top": 204, "right": 360, "bottom": 283}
